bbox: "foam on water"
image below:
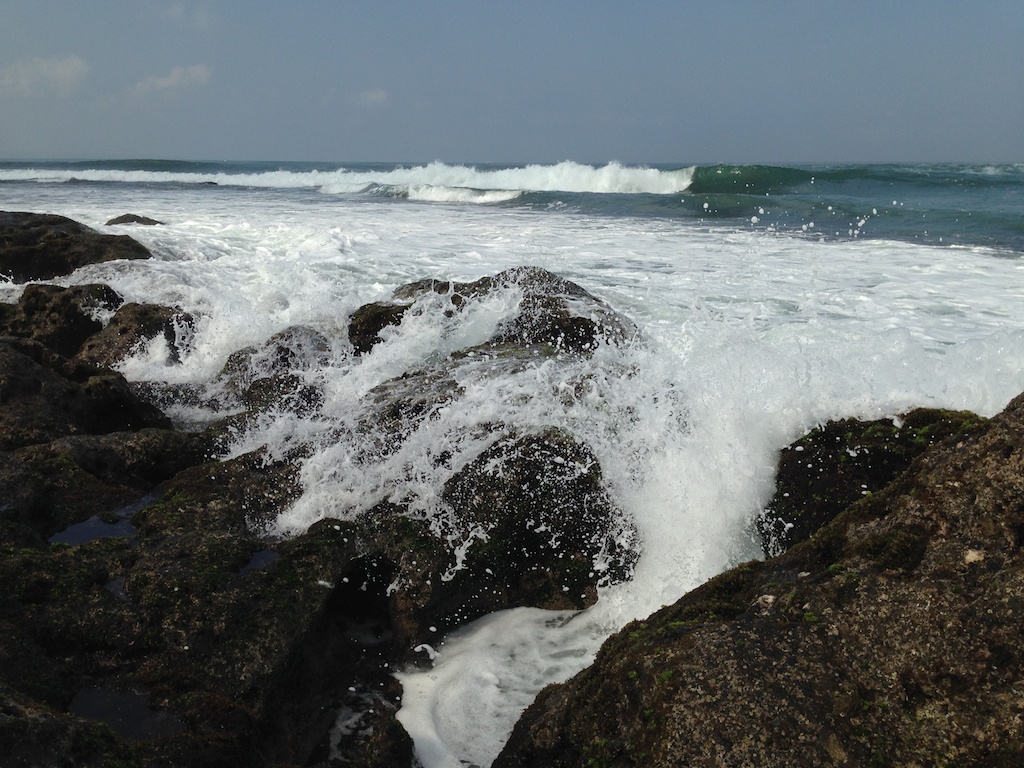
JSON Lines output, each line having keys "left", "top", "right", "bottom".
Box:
{"left": 0, "top": 160, "right": 695, "bottom": 196}
{"left": 4, "top": 180, "right": 1024, "bottom": 766}
{"left": 393, "top": 185, "right": 524, "bottom": 204}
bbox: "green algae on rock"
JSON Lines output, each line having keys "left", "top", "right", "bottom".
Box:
{"left": 0, "top": 210, "right": 151, "bottom": 282}
{"left": 758, "top": 407, "right": 987, "bottom": 556}
{"left": 495, "top": 398, "right": 1024, "bottom": 768}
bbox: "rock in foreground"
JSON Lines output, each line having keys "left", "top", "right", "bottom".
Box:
{"left": 757, "top": 407, "right": 986, "bottom": 555}
{"left": 0, "top": 211, "right": 151, "bottom": 281}
{"left": 496, "top": 397, "right": 1024, "bottom": 767}
{"left": 0, "top": 248, "right": 642, "bottom": 766}
{"left": 349, "top": 265, "right": 638, "bottom": 357}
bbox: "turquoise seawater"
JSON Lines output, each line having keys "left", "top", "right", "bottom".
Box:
{"left": 2, "top": 158, "right": 1023, "bottom": 767}
{"left": 2, "top": 160, "right": 1022, "bottom": 253}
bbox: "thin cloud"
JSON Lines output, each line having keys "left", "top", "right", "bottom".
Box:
{"left": 0, "top": 55, "right": 89, "bottom": 97}
{"left": 134, "top": 64, "right": 210, "bottom": 94}
{"left": 356, "top": 89, "right": 390, "bottom": 108}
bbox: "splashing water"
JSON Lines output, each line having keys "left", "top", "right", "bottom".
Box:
{"left": 3, "top": 164, "right": 1024, "bottom": 765}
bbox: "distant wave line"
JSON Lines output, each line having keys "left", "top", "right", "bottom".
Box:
{"left": 0, "top": 160, "right": 696, "bottom": 196}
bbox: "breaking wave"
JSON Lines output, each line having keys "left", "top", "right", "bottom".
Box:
{"left": 0, "top": 160, "right": 694, "bottom": 197}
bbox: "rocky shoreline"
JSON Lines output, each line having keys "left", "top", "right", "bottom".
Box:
{"left": 2, "top": 211, "right": 1022, "bottom": 766}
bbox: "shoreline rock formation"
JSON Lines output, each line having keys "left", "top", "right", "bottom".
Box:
{"left": 495, "top": 399, "right": 1024, "bottom": 767}
{"left": 0, "top": 211, "right": 151, "bottom": 282}
{"left": 3, "top": 210, "right": 1021, "bottom": 767}
{"left": 0, "top": 212, "right": 639, "bottom": 767}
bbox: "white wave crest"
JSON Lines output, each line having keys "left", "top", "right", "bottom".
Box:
{"left": 401, "top": 185, "right": 523, "bottom": 204}
{"left": 0, "top": 160, "right": 695, "bottom": 196}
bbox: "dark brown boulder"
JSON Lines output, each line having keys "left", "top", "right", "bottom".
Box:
{"left": 348, "top": 266, "right": 638, "bottom": 357}
{"left": 439, "top": 428, "right": 637, "bottom": 609}
{"left": 496, "top": 397, "right": 1024, "bottom": 768}
{"left": 105, "top": 214, "right": 164, "bottom": 226}
{"left": 74, "top": 302, "right": 195, "bottom": 369}
{"left": 0, "top": 337, "right": 171, "bottom": 450}
{"left": 0, "top": 680, "right": 137, "bottom": 768}
{"left": 115, "top": 454, "right": 404, "bottom": 766}
{"left": 758, "top": 407, "right": 987, "bottom": 555}
{"left": 240, "top": 373, "right": 324, "bottom": 415}
{"left": 487, "top": 266, "right": 637, "bottom": 353}
{"left": 348, "top": 301, "right": 411, "bottom": 355}
{"left": 0, "top": 210, "right": 151, "bottom": 282}
{"left": 221, "top": 326, "right": 333, "bottom": 384}
{"left": 0, "top": 429, "right": 212, "bottom": 540}
{"left": 0, "top": 283, "right": 124, "bottom": 358}
{"left": 0, "top": 265, "right": 645, "bottom": 767}
{"left": 0, "top": 445, "right": 388, "bottom": 768}
{"left": 353, "top": 429, "right": 638, "bottom": 662}
{"left": 355, "top": 360, "right": 466, "bottom": 458}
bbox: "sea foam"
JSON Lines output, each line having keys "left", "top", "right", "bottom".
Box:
{"left": 0, "top": 160, "right": 695, "bottom": 196}
{"left": 4, "top": 175, "right": 1024, "bottom": 767}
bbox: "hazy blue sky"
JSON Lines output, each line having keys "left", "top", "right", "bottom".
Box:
{"left": 2, "top": 1, "right": 1021, "bottom": 163}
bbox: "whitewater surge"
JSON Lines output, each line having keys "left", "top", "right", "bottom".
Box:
{"left": 3, "top": 161, "right": 1024, "bottom": 766}
{"left": 0, "top": 159, "right": 695, "bottom": 197}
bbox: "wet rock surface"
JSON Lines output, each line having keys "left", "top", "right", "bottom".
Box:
{"left": 495, "top": 398, "right": 1024, "bottom": 768}
{"left": 757, "top": 407, "right": 987, "bottom": 555}
{"left": 106, "top": 214, "right": 165, "bottom": 226}
{"left": 349, "top": 265, "right": 638, "bottom": 358}
{"left": 0, "top": 210, "right": 152, "bottom": 281}
{"left": 0, "top": 337, "right": 173, "bottom": 450}
{"left": 0, "top": 282, "right": 123, "bottom": 357}
{"left": 354, "top": 428, "right": 638, "bottom": 663}
{"left": 6, "top": 211, "right": 1022, "bottom": 767}
{"left": 0, "top": 215, "right": 642, "bottom": 768}
{"left": 75, "top": 302, "right": 196, "bottom": 369}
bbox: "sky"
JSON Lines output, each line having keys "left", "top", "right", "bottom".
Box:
{"left": 1, "top": 1, "right": 1022, "bottom": 164}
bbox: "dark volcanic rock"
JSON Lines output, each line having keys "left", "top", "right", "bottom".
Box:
{"left": 355, "top": 360, "right": 466, "bottom": 457}
{"left": 240, "top": 373, "right": 324, "bottom": 415}
{"left": 0, "top": 210, "right": 151, "bottom": 282}
{"left": 0, "top": 448, "right": 397, "bottom": 768}
{"left": 105, "top": 214, "right": 164, "bottom": 226}
{"left": 349, "top": 301, "right": 411, "bottom": 355}
{"left": 0, "top": 224, "right": 445, "bottom": 766}
{"left": 440, "top": 429, "right": 637, "bottom": 609}
{"left": 486, "top": 266, "right": 636, "bottom": 353}
{"left": 0, "top": 429, "right": 212, "bottom": 541}
{"left": 0, "top": 265, "right": 642, "bottom": 767}
{"left": 221, "top": 326, "right": 334, "bottom": 391}
{"left": 0, "top": 337, "right": 171, "bottom": 450}
{"left": 215, "top": 326, "right": 332, "bottom": 423}
{"left": 0, "top": 283, "right": 124, "bottom": 358}
{"left": 349, "top": 266, "right": 638, "bottom": 357}
{"left": 758, "top": 407, "right": 987, "bottom": 555}
{"left": 496, "top": 397, "right": 1024, "bottom": 768}
{"left": 362, "top": 429, "right": 638, "bottom": 660}
{"left": 74, "top": 302, "right": 195, "bottom": 369}
{"left": 0, "top": 680, "right": 137, "bottom": 768}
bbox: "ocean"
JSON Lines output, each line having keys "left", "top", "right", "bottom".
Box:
{"left": 2, "top": 160, "right": 1023, "bottom": 766}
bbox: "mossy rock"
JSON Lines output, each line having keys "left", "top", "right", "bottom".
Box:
{"left": 338, "top": 429, "right": 639, "bottom": 662}
{"left": 348, "top": 301, "right": 411, "bottom": 355}
{"left": 441, "top": 428, "right": 638, "bottom": 608}
{"left": 0, "top": 682, "right": 138, "bottom": 768}
{"left": 218, "top": 325, "right": 332, "bottom": 395}
{"left": 0, "top": 211, "right": 151, "bottom": 282}
{"left": 105, "top": 214, "right": 163, "bottom": 226}
{"left": 0, "top": 338, "right": 172, "bottom": 451}
{"left": 74, "top": 302, "right": 196, "bottom": 369}
{"left": 0, "top": 429, "right": 211, "bottom": 540}
{"left": 348, "top": 266, "right": 638, "bottom": 357}
{"left": 496, "top": 396, "right": 1024, "bottom": 768}
{"left": 758, "top": 407, "right": 986, "bottom": 556}
{"left": 0, "top": 282, "right": 123, "bottom": 358}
